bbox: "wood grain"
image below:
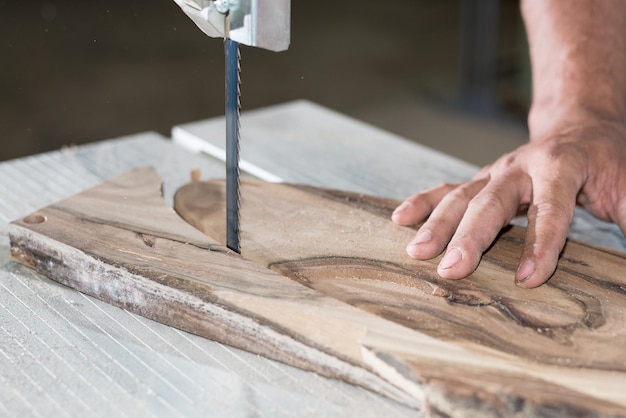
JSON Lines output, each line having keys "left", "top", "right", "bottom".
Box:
{"left": 7, "top": 167, "right": 444, "bottom": 410}
{"left": 9, "top": 168, "right": 626, "bottom": 417}
{"left": 174, "top": 177, "right": 626, "bottom": 417}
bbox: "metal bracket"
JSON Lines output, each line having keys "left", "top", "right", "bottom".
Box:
{"left": 173, "top": 0, "right": 290, "bottom": 52}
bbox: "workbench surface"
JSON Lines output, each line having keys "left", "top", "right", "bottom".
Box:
{"left": 1, "top": 100, "right": 624, "bottom": 417}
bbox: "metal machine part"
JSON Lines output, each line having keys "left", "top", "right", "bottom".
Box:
{"left": 172, "top": 0, "right": 290, "bottom": 52}
{"left": 224, "top": 38, "right": 241, "bottom": 253}
{"left": 173, "top": 0, "right": 290, "bottom": 253}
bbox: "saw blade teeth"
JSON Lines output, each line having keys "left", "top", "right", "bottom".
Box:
{"left": 225, "top": 38, "right": 241, "bottom": 253}
{"left": 235, "top": 41, "right": 241, "bottom": 251}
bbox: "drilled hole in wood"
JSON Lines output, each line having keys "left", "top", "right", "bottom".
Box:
{"left": 23, "top": 214, "right": 46, "bottom": 224}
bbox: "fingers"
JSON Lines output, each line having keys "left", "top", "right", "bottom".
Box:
{"left": 393, "top": 125, "right": 626, "bottom": 287}
{"left": 398, "top": 170, "right": 573, "bottom": 287}
{"left": 515, "top": 176, "right": 579, "bottom": 288}
{"left": 404, "top": 178, "right": 489, "bottom": 260}
{"left": 391, "top": 183, "right": 459, "bottom": 226}
{"left": 435, "top": 175, "right": 528, "bottom": 279}
{"left": 392, "top": 166, "right": 491, "bottom": 227}
{"left": 395, "top": 152, "right": 583, "bottom": 287}
{"left": 514, "top": 202, "right": 571, "bottom": 288}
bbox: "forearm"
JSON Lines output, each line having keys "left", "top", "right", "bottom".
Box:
{"left": 521, "top": 0, "right": 626, "bottom": 140}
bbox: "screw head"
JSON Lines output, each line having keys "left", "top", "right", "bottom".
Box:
{"left": 214, "top": 0, "right": 229, "bottom": 14}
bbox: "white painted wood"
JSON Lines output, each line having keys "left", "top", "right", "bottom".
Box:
{"left": 173, "top": 100, "right": 478, "bottom": 197}
{"left": 172, "top": 126, "right": 285, "bottom": 182}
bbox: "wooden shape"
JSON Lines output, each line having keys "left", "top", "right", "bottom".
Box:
{"left": 10, "top": 167, "right": 472, "bottom": 410}
{"left": 174, "top": 178, "right": 626, "bottom": 417}
{"left": 9, "top": 167, "right": 626, "bottom": 416}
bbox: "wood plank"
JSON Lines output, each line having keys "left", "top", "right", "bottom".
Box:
{"left": 7, "top": 166, "right": 444, "bottom": 411}
{"left": 174, "top": 177, "right": 626, "bottom": 417}
{"left": 0, "top": 139, "right": 420, "bottom": 418}
{"left": 9, "top": 167, "right": 626, "bottom": 416}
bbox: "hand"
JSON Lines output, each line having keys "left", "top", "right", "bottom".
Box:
{"left": 392, "top": 121, "right": 626, "bottom": 288}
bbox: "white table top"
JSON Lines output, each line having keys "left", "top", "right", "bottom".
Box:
{"left": 1, "top": 100, "right": 624, "bottom": 417}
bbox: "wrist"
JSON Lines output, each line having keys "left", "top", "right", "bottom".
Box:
{"left": 528, "top": 100, "right": 626, "bottom": 142}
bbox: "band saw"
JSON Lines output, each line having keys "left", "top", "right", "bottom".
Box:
{"left": 172, "top": 0, "right": 291, "bottom": 253}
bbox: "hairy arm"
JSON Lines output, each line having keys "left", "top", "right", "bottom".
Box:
{"left": 525, "top": 0, "right": 626, "bottom": 137}
{"left": 393, "top": 0, "right": 626, "bottom": 288}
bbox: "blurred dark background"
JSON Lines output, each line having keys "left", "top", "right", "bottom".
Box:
{"left": 0, "top": 0, "right": 530, "bottom": 165}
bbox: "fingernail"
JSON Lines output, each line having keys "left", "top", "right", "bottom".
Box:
{"left": 515, "top": 260, "right": 535, "bottom": 283}
{"left": 409, "top": 229, "right": 431, "bottom": 246}
{"left": 439, "top": 248, "right": 462, "bottom": 270}
{"left": 392, "top": 202, "right": 410, "bottom": 217}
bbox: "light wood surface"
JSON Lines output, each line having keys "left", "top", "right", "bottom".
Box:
{"left": 9, "top": 167, "right": 626, "bottom": 417}
{"left": 175, "top": 176, "right": 626, "bottom": 417}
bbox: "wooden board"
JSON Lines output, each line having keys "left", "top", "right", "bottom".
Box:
{"left": 174, "top": 177, "right": 626, "bottom": 417}
{"left": 8, "top": 168, "right": 626, "bottom": 417}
